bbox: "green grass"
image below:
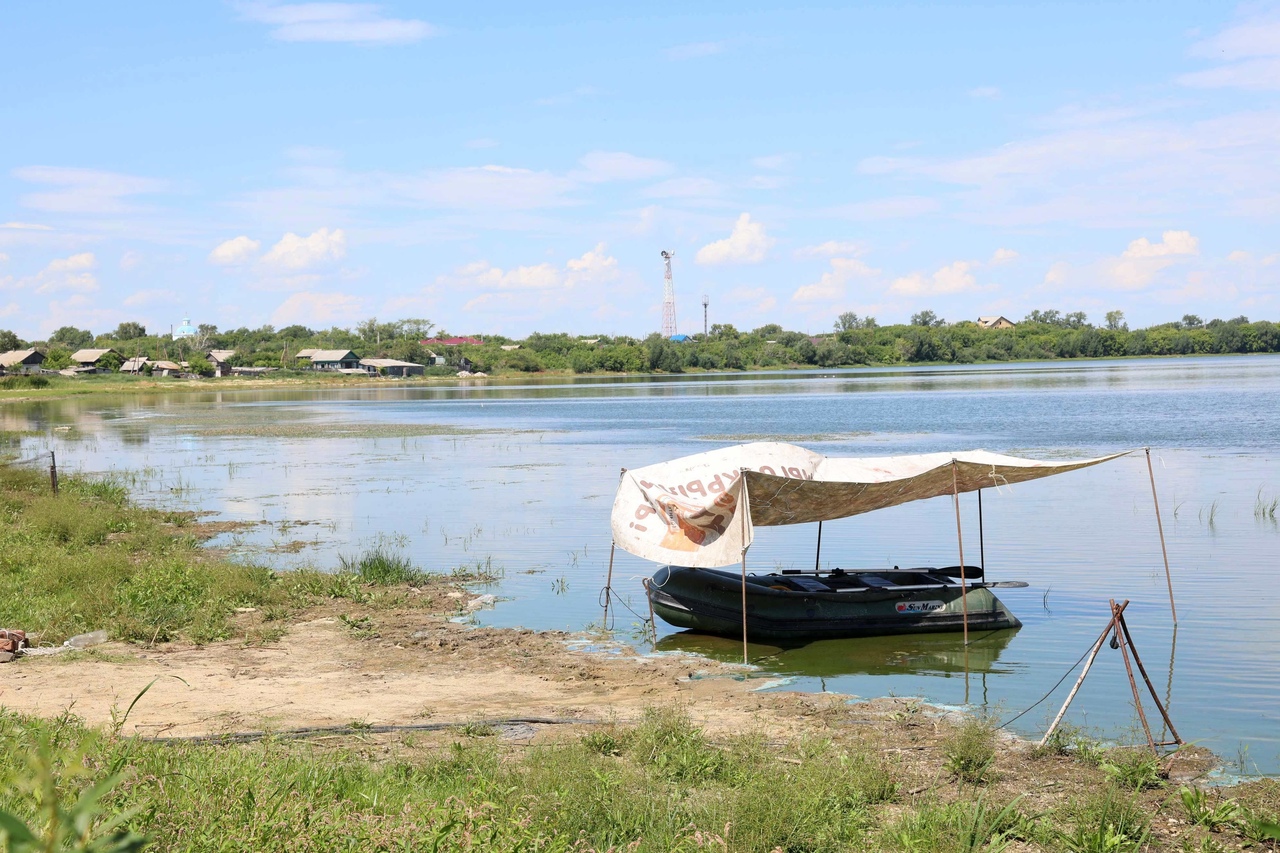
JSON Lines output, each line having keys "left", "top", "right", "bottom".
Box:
{"left": 0, "top": 465, "right": 469, "bottom": 646}
{"left": 943, "top": 716, "right": 998, "bottom": 785}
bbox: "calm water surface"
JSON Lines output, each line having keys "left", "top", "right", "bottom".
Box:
{"left": 6, "top": 355, "right": 1280, "bottom": 774}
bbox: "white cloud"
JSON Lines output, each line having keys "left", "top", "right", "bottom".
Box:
{"left": 642, "top": 177, "right": 722, "bottom": 200}
{"left": 665, "top": 41, "right": 726, "bottom": 60}
{"left": 28, "top": 252, "right": 98, "bottom": 295}
{"left": 400, "top": 165, "right": 575, "bottom": 210}
{"left": 968, "top": 86, "right": 1001, "bottom": 99}
{"left": 1043, "top": 262, "right": 1070, "bottom": 288}
{"left": 1180, "top": 12, "right": 1280, "bottom": 90}
{"left": 271, "top": 291, "right": 367, "bottom": 326}
{"left": 795, "top": 240, "right": 868, "bottom": 259}
{"left": 888, "top": 261, "right": 979, "bottom": 297}
{"left": 441, "top": 243, "right": 620, "bottom": 295}
{"left": 209, "top": 235, "right": 262, "bottom": 266}
{"left": 1228, "top": 250, "right": 1251, "bottom": 263}
{"left": 792, "top": 257, "right": 881, "bottom": 303}
{"left": 13, "top": 166, "right": 166, "bottom": 214}
{"left": 565, "top": 243, "right": 619, "bottom": 282}
{"left": 1106, "top": 230, "right": 1199, "bottom": 289}
{"left": 0, "top": 253, "right": 7, "bottom": 264}
{"left": 0, "top": 302, "right": 17, "bottom": 318}
{"left": 119, "top": 251, "right": 142, "bottom": 271}
{"left": 990, "top": 248, "right": 1019, "bottom": 264}
{"left": 576, "top": 151, "right": 672, "bottom": 183}
{"left": 0, "top": 222, "right": 53, "bottom": 231}
{"left": 695, "top": 213, "right": 774, "bottom": 265}
{"left": 237, "top": 2, "right": 434, "bottom": 44}
{"left": 261, "top": 228, "right": 346, "bottom": 269}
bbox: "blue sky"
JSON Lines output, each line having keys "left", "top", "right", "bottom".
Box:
{"left": 2, "top": 2, "right": 1278, "bottom": 339}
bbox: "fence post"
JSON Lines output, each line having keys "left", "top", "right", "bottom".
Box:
{"left": 49, "top": 450, "right": 59, "bottom": 496}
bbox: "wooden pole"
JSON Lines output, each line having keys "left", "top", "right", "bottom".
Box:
{"left": 1116, "top": 610, "right": 1183, "bottom": 745}
{"left": 602, "top": 541, "right": 616, "bottom": 627}
{"left": 1112, "top": 598, "right": 1158, "bottom": 756}
{"left": 1040, "top": 600, "right": 1128, "bottom": 747}
{"left": 740, "top": 475, "right": 750, "bottom": 665}
{"left": 1145, "top": 448, "right": 1177, "bottom": 624}
{"left": 813, "top": 520, "right": 823, "bottom": 573}
{"left": 951, "top": 461, "right": 969, "bottom": 646}
{"left": 49, "top": 450, "right": 58, "bottom": 496}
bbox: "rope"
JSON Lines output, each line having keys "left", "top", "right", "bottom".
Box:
{"left": 141, "top": 716, "right": 603, "bottom": 745}
{"left": 999, "top": 634, "right": 1106, "bottom": 729}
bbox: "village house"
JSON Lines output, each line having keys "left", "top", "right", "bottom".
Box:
{"left": 207, "top": 350, "right": 236, "bottom": 377}
{"left": 120, "top": 357, "right": 150, "bottom": 374}
{"left": 303, "top": 349, "right": 360, "bottom": 371}
{"left": 977, "top": 316, "right": 1016, "bottom": 330}
{"left": 0, "top": 348, "right": 45, "bottom": 374}
{"left": 69, "top": 348, "right": 119, "bottom": 373}
{"left": 359, "top": 358, "right": 425, "bottom": 378}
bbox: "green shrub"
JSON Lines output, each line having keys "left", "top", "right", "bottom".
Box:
{"left": 944, "top": 717, "right": 997, "bottom": 784}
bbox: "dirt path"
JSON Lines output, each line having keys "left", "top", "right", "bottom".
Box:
{"left": 1, "top": 607, "right": 815, "bottom": 739}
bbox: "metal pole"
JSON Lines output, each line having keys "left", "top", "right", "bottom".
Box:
{"left": 951, "top": 461, "right": 969, "bottom": 646}
{"left": 977, "top": 488, "right": 985, "bottom": 575}
{"left": 49, "top": 450, "right": 58, "bottom": 496}
{"left": 1039, "top": 600, "right": 1128, "bottom": 747}
{"left": 1112, "top": 599, "right": 1158, "bottom": 756}
{"left": 1145, "top": 448, "right": 1177, "bottom": 624}
{"left": 814, "top": 520, "right": 823, "bottom": 573}
{"left": 643, "top": 578, "right": 657, "bottom": 644}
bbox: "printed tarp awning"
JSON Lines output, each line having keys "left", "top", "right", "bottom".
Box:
{"left": 610, "top": 443, "right": 1132, "bottom": 569}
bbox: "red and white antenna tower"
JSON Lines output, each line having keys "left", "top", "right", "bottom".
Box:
{"left": 661, "top": 250, "right": 677, "bottom": 337}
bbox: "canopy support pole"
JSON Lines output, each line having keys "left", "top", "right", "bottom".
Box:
{"left": 814, "top": 520, "right": 823, "bottom": 573}
{"left": 602, "top": 541, "right": 616, "bottom": 628}
{"left": 1145, "top": 448, "right": 1177, "bottom": 625}
{"left": 951, "top": 461, "right": 969, "bottom": 646}
{"left": 602, "top": 468, "right": 626, "bottom": 629}
{"left": 977, "top": 488, "right": 985, "bottom": 575}
{"left": 740, "top": 475, "right": 751, "bottom": 665}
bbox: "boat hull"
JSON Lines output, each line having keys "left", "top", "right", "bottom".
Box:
{"left": 646, "top": 565, "right": 1021, "bottom": 641}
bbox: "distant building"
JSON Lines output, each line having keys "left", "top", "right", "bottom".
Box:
{"left": 294, "top": 348, "right": 319, "bottom": 360}
{"left": 669, "top": 334, "right": 690, "bottom": 342}
{"left": 421, "top": 336, "right": 483, "bottom": 346}
{"left": 977, "top": 316, "right": 1016, "bottom": 330}
{"left": 120, "top": 357, "right": 150, "bottom": 374}
{"left": 70, "top": 348, "right": 118, "bottom": 372}
{"left": 303, "top": 349, "right": 360, "bottom": 371}
{"left": 499, "top": 344, "right": 521, "bottom": 351}
{"left": 173, "top": 318, "right": 198, "bottom": 340}
{"left": 207, "top": 349, "right": 236, "bottom": 377}
{"left": 0, "top": 348, "right": 45, "bottom": 373}
{"left": 359, "top": 358, "right": 425, "bottom": 378}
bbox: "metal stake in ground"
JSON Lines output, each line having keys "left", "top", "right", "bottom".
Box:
{"left": 49, "top": 450, "right": 58, "bottom": 496}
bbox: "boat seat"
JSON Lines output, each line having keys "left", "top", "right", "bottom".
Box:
{"left": 859, "top": 574, "right": 897, "bottom": 589}
{"left": 789, "top": 576, "right": 830, "bottom": 592}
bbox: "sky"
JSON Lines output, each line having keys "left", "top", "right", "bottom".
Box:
{"left": 1, "top": 1, "right": 1279, "bottom": 340}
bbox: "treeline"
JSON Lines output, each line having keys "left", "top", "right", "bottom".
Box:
{"left": 3, "top": 310, "right": 1279, "bottom": 376}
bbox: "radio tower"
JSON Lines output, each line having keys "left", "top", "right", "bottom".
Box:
{"left": 702, "top": 294, "right": 709, "bottom": 337}
{"left": 660, "top": 250, "right": 677, "bottom": 337}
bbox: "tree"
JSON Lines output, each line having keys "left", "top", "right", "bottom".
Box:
{"left": 1181, "top": 314, "right": 1204, "bottom": 329}
{"left": 1105, "top": 310, "right": 1127, "bottom": 331}
{"left": 911, "top": 310, "right": 943, "bottom": 327}
{"left": 1064, "top": 311, "right": 1089, "bottom": 329}
{"left": 97, "top": 351, "right": 124, "bottom": 372}
{"left": 0, "top": 329, "right": 20, "bottom": 351}
{"left": 50, "top": 326, "right": 93, "bottom": 348}
{"left": 186, "top": 353, "right": 214, "bottom": 377}
{"left": 1025, "top": 309, "right": 1063, "bottom": 326}
{"left": 113, "top": 321, "right": 146, "bottom": 340}
{"left": 43, "top": 347, "right": 72, "bottom": 370}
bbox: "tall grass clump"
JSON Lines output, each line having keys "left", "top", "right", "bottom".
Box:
{"left": 1255, "top": 488, "right": 1279, "bottom": 520}
{"left": 943, "top": 716, "right": 998, "bottom": 784}
{"left": 337, "top": 545, "right": 427, "bottom": 585}
{"left": 1056, "top": 787, "right": 1150, "bottom": 853}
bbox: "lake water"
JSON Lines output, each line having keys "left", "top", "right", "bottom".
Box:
{"left": 6, "top": 355, "right": 1280, "bottom": 774}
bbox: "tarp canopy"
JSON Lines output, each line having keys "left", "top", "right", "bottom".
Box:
{"left": 611, "top": 442, "right": 1132, "bottom": 569}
